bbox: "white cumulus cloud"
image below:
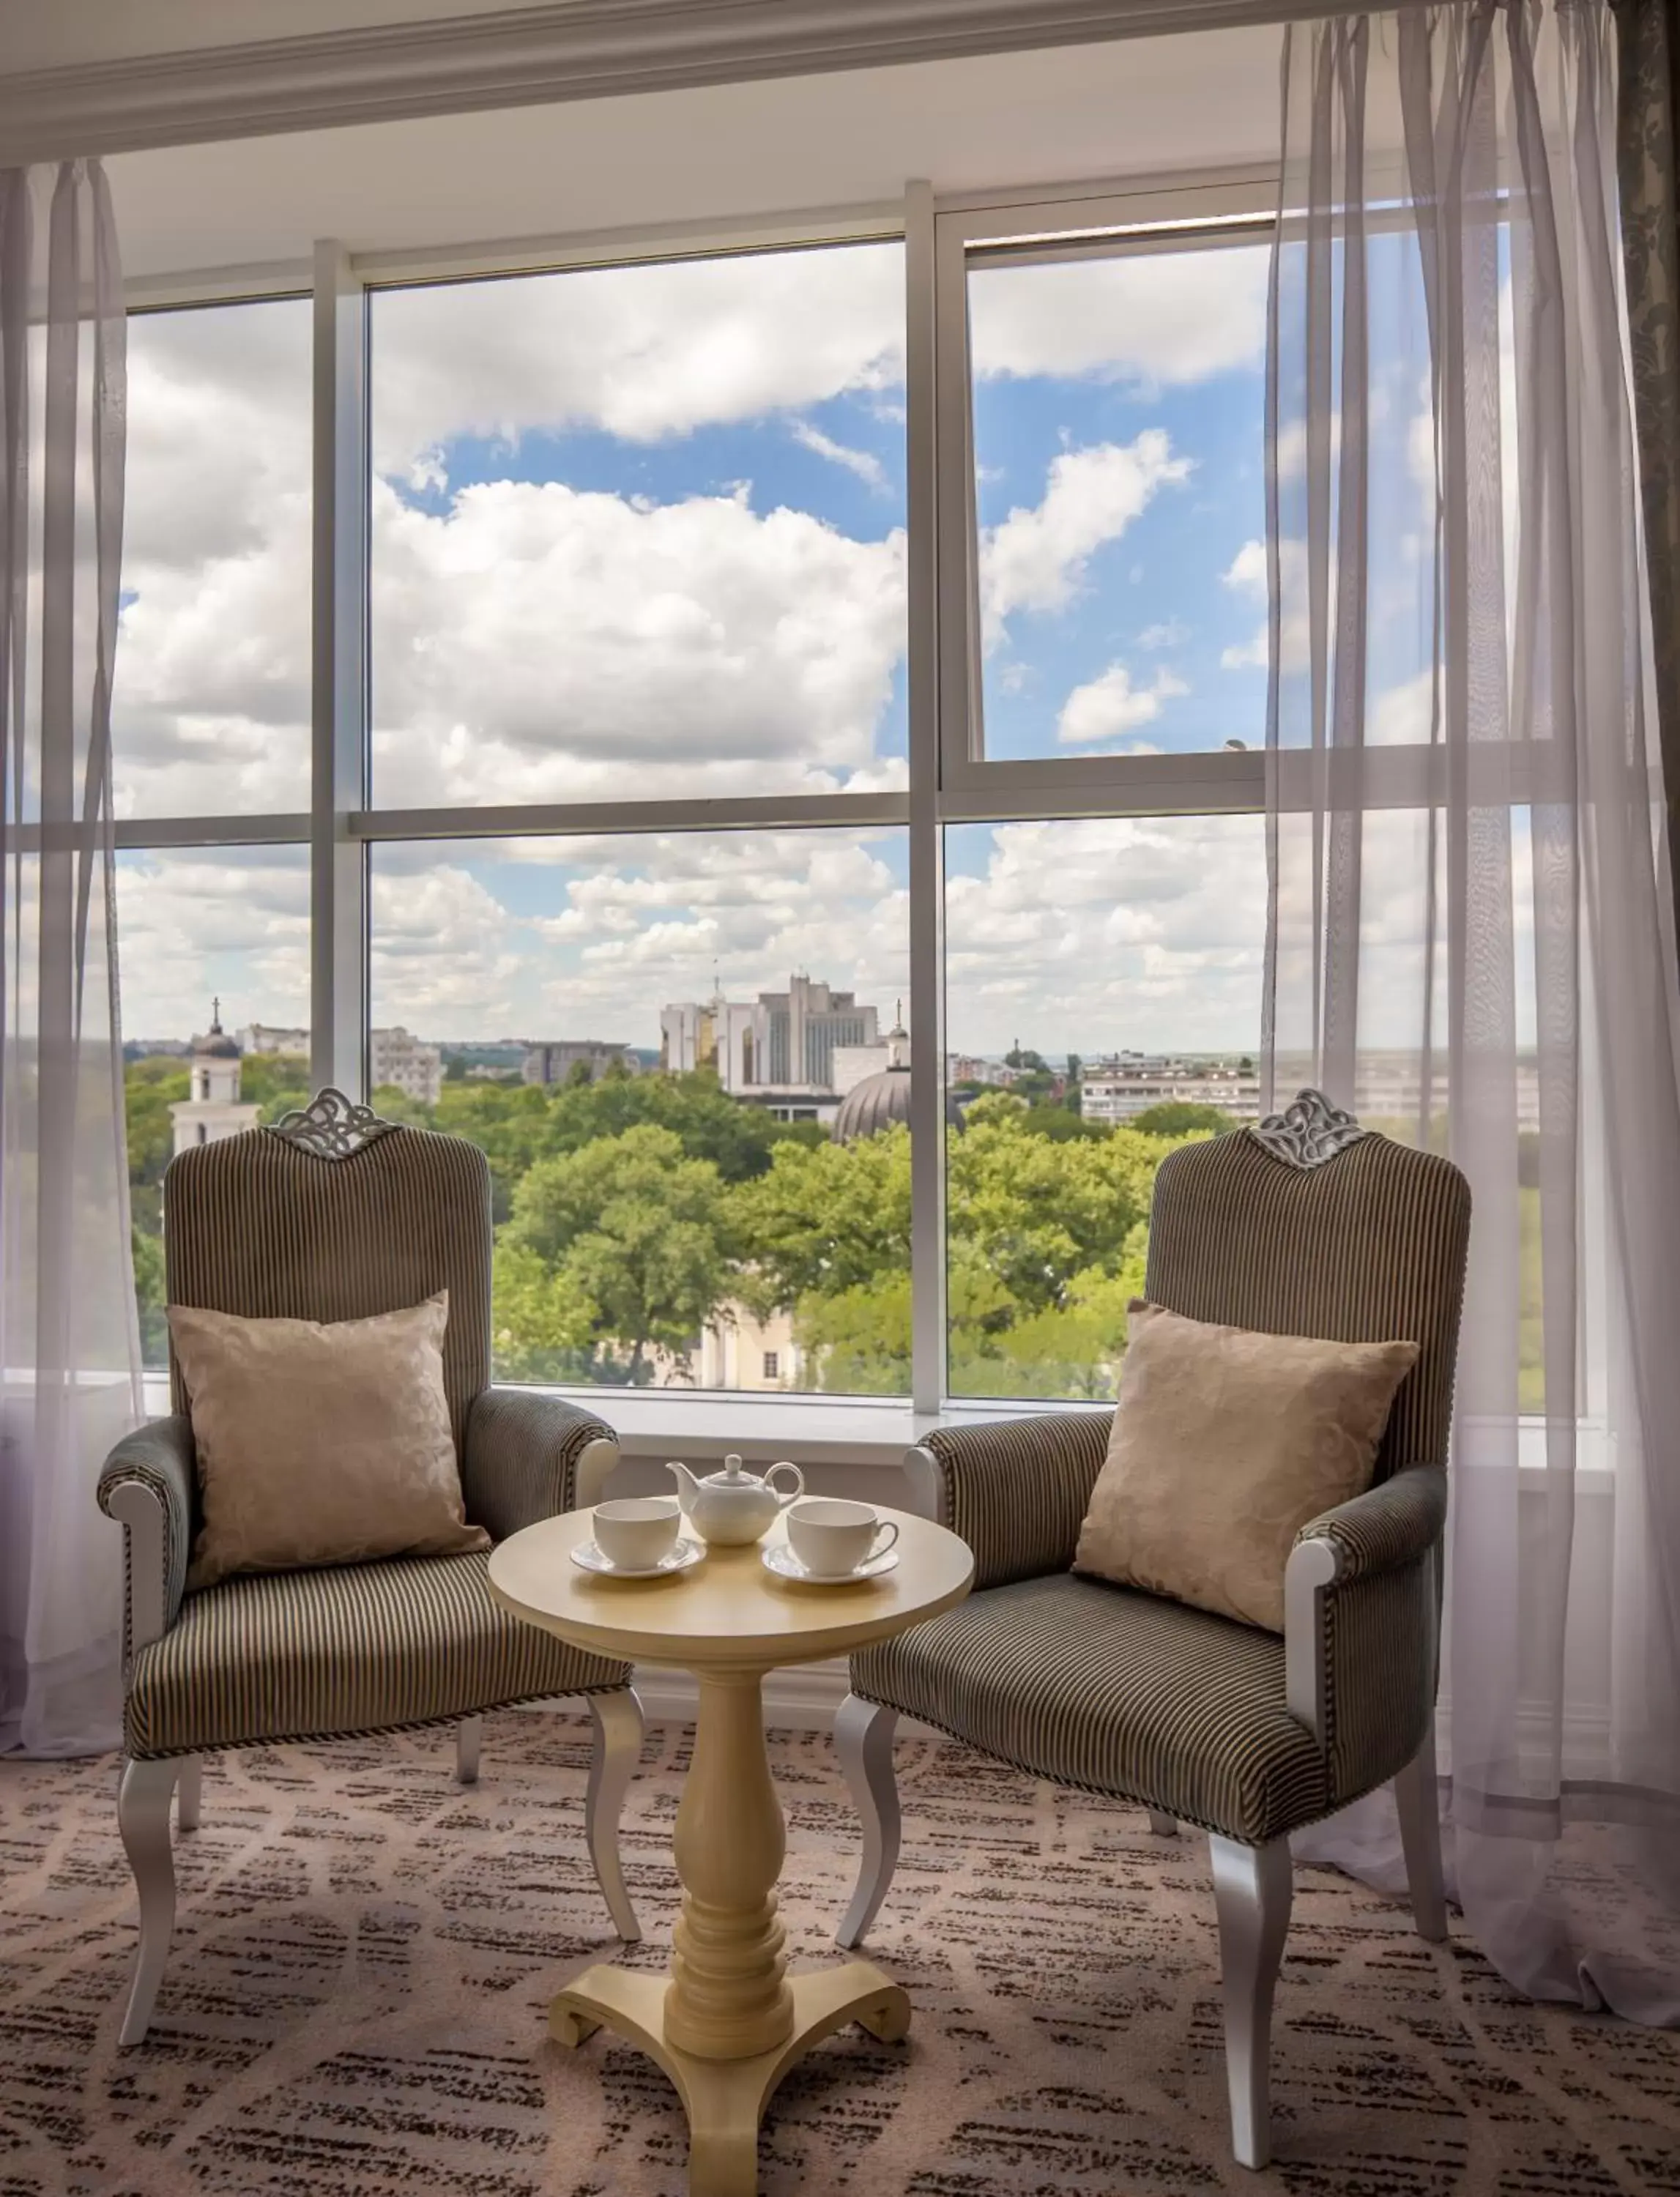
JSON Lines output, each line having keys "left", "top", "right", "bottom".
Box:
{"left": 370, "top": 477, "right": 907, "bottom": 806}
{"left": 1057, "top": 662, "right": 1189, "bottom": 746}
{"left": 371, "top": 245, "right": 905, "bottom": 471}
{"left": 968, "top": 246, "right": 1269, "bottom": 390}
{"left": 981, "top": 433, "right": 1192, "bottom": 644}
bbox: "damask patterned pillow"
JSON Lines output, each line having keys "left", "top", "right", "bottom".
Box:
{"left": 169, "top": 1291, "right": 489, "bottom": 1591}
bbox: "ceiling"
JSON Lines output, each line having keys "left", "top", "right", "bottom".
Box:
{"left": 105, "top": 27, "right": 1285, "bottom": 286}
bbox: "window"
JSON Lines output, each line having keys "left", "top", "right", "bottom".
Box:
{"left": 943, "top": 815, "right": 1265, "bottom": 1399}
{"left": 964, "top": 238, "right": 1270, "bottom": 764}
{"left": 133, "top": 183, "right": 1548, "bottom": 1419}
{"left": 368, "top": 245, "right": 907, "bottom": 808}
{"left": 366, "top": 825, "right": 910, "bottom": 1394}
{"left": 357, "top": 237, "right": 915, "bottom": 1397}
{"left": 118, "top": 299, "right": 313, "bottom": 819}
{"left": 118, "top": 844, "right": 312, "bottom": 1364}
{"left": 116, "top": 297, "right": 313, "bottom": 1364}
{"left": 932, "top": 198, "right": 1274, "bottom": 1400}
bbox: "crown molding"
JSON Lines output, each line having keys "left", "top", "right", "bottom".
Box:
{"left": 0, "top": 0, "right": 1328, "bottom": 166}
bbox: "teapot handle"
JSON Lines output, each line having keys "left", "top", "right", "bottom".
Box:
{"left": 765, "top": 1460, "right": 806, "bottom": 1509}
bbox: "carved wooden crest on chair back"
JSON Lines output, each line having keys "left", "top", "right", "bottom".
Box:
{"left": 161, "top": 1088, "right": 494, "bottom": 1454}
{"left": 1144, "top": 1089, "right": 1471, "bottom": 1481}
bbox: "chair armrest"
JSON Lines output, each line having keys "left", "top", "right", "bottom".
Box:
{"left": 462, "top": 1386, "right": 619, "bottom": 1539}
{"left": 97, "top": 1416, "right": 196, "bottom": 1659}
{"left": 909, "top": 1411, "right": 1113, "bottom": 1589}
{"left": 1285, "top": 1463, "right": 1446, "bottom": 1788}
{"left": 1293, "top": 1462, "right": 1447, "bottom": 1587}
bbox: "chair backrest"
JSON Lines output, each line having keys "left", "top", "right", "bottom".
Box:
{"left": 1144, "top": 1109, "right": 1471, "bottom": 1479}
{"left": 163, "top": 1101, "right": 493, "bottom": 1456}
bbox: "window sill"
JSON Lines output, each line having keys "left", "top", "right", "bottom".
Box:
{"left": 545, "top": 1384, "right": 1109, "bottom": 1470}
{"left": 139, "top": 1372, "right": 1105, "bottom": 1472}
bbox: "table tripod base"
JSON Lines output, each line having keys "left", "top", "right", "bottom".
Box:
{"left": 551, "top": 1958, "right": 911, "bottom": 2197}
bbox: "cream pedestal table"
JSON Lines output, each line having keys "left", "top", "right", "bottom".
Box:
{"left": 488, "top": 1506, "right": 973, "bottom": 2197}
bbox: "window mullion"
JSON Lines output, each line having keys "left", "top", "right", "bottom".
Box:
{"left": 311, "top": 238, "right": 371, "bottom": 1100}
{"left": 905, "top": 180, "right": 948, "bottom": 1416}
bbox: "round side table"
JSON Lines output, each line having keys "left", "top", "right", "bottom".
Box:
{"left": 488, "top": 1504, "right": 973, "bottom": 2197}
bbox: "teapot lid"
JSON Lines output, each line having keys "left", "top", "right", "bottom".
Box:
{"left": 700, "top": 1452, "right": 757, "bottom": 1487}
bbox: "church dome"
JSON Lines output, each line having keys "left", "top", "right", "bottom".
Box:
{"left": 830, "top": 1068, "right": 964, "bottom": 1145}
{"left": 833, "top": 1065, "right": 912, "bottom": 1144}
{"left": 192, "top": 999, "right": 241, "bottom": 1060}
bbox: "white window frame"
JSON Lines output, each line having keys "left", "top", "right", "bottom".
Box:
{"left": 117, "top": 168, "right": 1590, "bottom": 1439}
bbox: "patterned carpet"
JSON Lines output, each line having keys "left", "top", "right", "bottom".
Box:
{"left": 2, "top": 1711, "right": 1677, "bottom": 2196}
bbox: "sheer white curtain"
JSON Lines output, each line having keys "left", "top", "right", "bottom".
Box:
{"left": 0, "top": 161, "right": 141, "bottom": 1757}
{"left": 1266, "top": 0, "right": 1680, "bottom": 2021}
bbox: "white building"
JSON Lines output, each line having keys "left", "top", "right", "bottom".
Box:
{"left": 237, "top": 1022, "right": 310, "bottom": 1057}
{"left": 170, "top": 1003, "right": 261, "bottom": 1155}
{"left": 1080, "top": 1055, "right": 1263, "bottom": 1124}
{"left": 661, "top": 974, "right": 880, "bottom": 1101}
{"left": 697, "top": 1301, "right": 805, "bottom": 1391}
{"left": 831, "top": 1041, "right": 890, "bottom": 1097}
{"left": 371, "top": 1026, "right": 443, "bottom": 1105}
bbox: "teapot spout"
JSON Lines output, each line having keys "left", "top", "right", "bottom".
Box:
{"left": 666, "top": 1460, "right": 700, "bottom": 1516}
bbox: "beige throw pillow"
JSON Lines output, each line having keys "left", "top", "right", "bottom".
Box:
{"left": 1074, "top": 1300, "right": 1419, "bottom": 1632}
{"left": 170, "top": 1292, "right": 490, "bottom": 1592}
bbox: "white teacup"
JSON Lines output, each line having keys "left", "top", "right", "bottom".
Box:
{"left": 786, "top": 1498, "right": 899, "bottom": 1579}
{"left": 592, "top": 1496, "right": 682, "bottom": 1571}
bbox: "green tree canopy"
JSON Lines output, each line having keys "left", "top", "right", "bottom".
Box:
{"left": 1126, "top": 1101, "right": 1234, "bottom": 1137}
{"left": 503, "top": 1123, "right": 734, "bottom": 1383}
{"left": 731, "top": 1121, "right": 912, "bottom": 1310}
{"left": 240, "top": 1050, "right": 311, "bottom": 1120}
{"left": 946, "top": 1093, "right": 1164, "bottom": 1318}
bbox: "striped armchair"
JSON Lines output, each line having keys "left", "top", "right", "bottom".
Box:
{"left": 835, "top": 1097, "right": 1471, "bottom": 2171}
{"left": 97, "top": 1090, "right": 644, "bottom": 2047}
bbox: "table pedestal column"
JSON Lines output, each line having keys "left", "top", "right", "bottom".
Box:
{"left": 666, "top": 1670, "right": 793, "bottom": 2058}
{"left": 550, "top": 1661, "right": 910, "bottom": 2197}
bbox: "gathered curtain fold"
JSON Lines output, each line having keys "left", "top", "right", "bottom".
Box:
{"left": 0, "top": 160, "right": 141, "bottom": 1757}
{"left": 1265, "top": 0, "right": 1680, "bottom": 2021}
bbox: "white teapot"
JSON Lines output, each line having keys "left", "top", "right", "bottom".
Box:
{"left": 666, "top": 1454, "right": 805, "bottom": 1547}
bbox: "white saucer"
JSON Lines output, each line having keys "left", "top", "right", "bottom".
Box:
{"left": 570, "top": 1536, "right": 705, "bottom": 1580}
{"left": 762, "top": 1541, "right": 899, "bottom": 1586}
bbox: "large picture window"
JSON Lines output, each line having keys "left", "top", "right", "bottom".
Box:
{"left": 115, "top": 185, "right": 1561, "bottom": 1421}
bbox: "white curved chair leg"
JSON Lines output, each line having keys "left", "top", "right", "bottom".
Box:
{"left": 1209, "top": 1832, "right": 1293, "bottom": 2171}
{"left": 456, "top": 1715, "right": 483, "bottom": 1786}
{"left": 834, "top": 1694, "right": 901, "bottom": 1949}
{"left": 1148, "top": 1809, "right": 1178, "bottom": 1837}
{"left": 117, "top": 1758, "right": 180, "bottom": 2047}
{"left": 174, "top": 1755, "right": 203, "bottom": 1832}
{"left": 586, "top": 1688, "right": 644, "bottom": 1942}
{"left": 1392, "top": 1725, "right": 1448, "bottom": 1942}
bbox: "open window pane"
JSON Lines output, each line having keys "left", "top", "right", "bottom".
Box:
{"left": 119, "top": 844, "right": 311, "bottom": 1363}
{"left": 943, "top": 813, "right": 1265, "bottom": 1399}
{"left": 967, "top": 238, "right": 1268, "bottom": 762}
{"left": 367, "top": 828, "right": 910, "bottom": 1394}
{"left": 368, "top": 244, "right": 907, "bottom": 808}
{"left": 116, "top": 300, "right": 313, "bottom": 817}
